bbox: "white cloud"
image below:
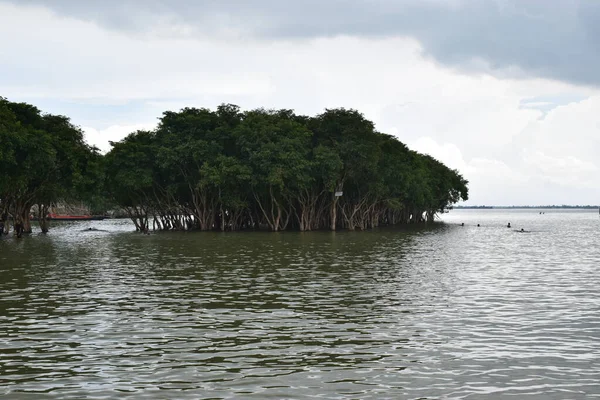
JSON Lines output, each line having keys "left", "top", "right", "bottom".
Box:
{"left": 83, "top": 124, "right": 156, "bottom": 153}
{"left": 409, "top": 137, "right": 470, "bottom": 172}
{"left": 410, "top": 94, "right": 600, "bottom": 205}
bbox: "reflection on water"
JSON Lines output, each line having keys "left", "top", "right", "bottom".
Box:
{"left": 1, "top": 210, "right": 600, "bottom": 399}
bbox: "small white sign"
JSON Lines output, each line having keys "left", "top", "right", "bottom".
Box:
{"left": 335, "top": 191, "right": 343, "bottom": 197}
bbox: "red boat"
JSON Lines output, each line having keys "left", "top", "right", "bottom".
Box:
{"left": 47, "top": 213, "right": 105, "bottom": 221}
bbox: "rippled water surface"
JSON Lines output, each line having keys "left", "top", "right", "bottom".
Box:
{"left": 2, "top": 209, "right": 600, "bottom": 399}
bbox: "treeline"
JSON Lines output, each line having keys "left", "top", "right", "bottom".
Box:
{"left": 1, "top": 98, "right": 468, "bottom": 235}
{"left": 104, "top": 105, "right": 468, "bottom": 232}
{"left": 0, "top": 98, "right": 104, "bottom": 237}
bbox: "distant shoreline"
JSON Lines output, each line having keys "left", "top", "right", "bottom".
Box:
{"left": 455, "top": 205, "right": 599, "bottom": 209}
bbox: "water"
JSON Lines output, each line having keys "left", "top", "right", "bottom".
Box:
{"left": 1, "top": 209, "right": 600, "bottom": 399}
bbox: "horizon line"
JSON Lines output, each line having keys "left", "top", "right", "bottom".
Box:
{"left": 455, "top": 205, "right": 599, "bottom": 208}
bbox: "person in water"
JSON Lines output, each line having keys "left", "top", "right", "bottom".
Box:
{"left": 477, "top": 224, "right": 480, "bottom": 227}
{"left": 507, "top": 222, "right": 511, "bottom": 228}
{"left": 520, "top": 228, "right": 525, "bottom": 232}
{"left": 461, "top": 223, "right": 464, "bottom": 226}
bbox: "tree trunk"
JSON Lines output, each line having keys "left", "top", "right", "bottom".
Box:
{"left": 38, "top": 204, "right": 50, "bottom": 233}
{"left": 23, "top": 211, "right": 32, "bottom": 234}
{"left": 40, "top": 218, "right": 50, "bottom": 233}
{"left": 220, "top": 205, "right": 225, "bottom": 232}
{"left": 298, "top": 209, "right": 305, "bottom": 232}
{"left": 273, "top": 204, "right": 281, "bottom": 232}
{"left": 330, "top": 195, "right": 338, "bottom": 231}
{"left": 0, "top": 210, "right": 7, "bottom": 235}
{"left": 14, "top": 215, "right": 24, "bottom": 238}
{"left": 3, "top": 217, "right": 9, "bottom": 235}
{"left": 13, "top": 201, "right": 26, "bottom": 238}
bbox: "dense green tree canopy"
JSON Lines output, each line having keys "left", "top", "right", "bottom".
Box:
{"left": 1, "top": 97, "right": 468, "bottom": 235}
{"left": 103, "top": 105, "right": 469, "bottom": 232}
{"left": 0, "top": 98, "right": 102, "bottom": 236}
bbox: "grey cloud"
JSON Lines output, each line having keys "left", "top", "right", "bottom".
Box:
{"left": 6, "top": 0, "right": 600, "bottom": 86}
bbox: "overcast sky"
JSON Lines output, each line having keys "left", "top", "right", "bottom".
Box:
{"left": 2, "top": 0, "right": 599, "bottom": 206}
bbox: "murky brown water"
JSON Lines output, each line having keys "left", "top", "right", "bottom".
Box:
{"left": 2, "top": 210, "right": 600, "bottom": 399}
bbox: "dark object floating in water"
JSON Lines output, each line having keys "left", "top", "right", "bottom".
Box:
{"left": 82, "top": 227, "right": 108, "bottom": 232}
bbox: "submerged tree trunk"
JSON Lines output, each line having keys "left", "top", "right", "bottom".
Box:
{"left": 254, "top": 187, "right": 285, "bottom": 232}
{"left": 14, "top": 217, "right": 23, "bottom": 238}
{"left": 330, "top": 195, "right": 338, "bottom": 231}
{"left": 13, "top": 201, "right": 27, "bottom": 238}
{"left": 23, "top": 208, "right": 33, "bottom": 234}
{"left": 426, "top": 210, "right": 435, "bottom": 223}
{"left": 39, "top": 204, "right": 50, "bottom": 233}
{"left": 0, "top": 210, "right": 7, "bottom": 235}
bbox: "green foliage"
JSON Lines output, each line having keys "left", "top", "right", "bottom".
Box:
{"left": 0, "top": 96, "right": 468, "bottom": 233}
{"left": 0, "top": 98, "right": 105, "bottom": 232}
{"left": 103, "top": 104, "right": 468, "bottom": 231}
